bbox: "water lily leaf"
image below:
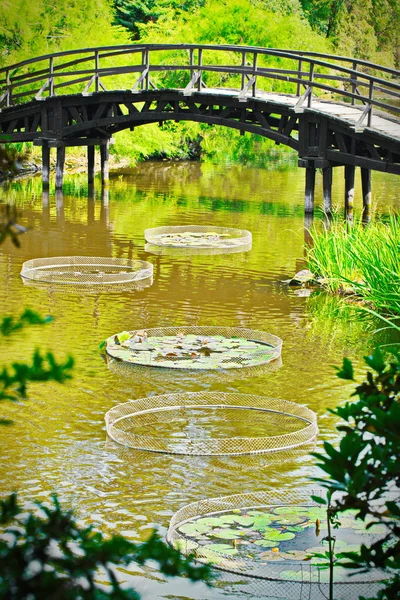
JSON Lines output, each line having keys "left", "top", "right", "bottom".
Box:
{"left": 233, "top": 516, "right": 255, "bottom": 527}
{"left": 264, "top": 531, "right": 296, "bottom": 542}
{"left": 116, "top": 331, "right": 131, "bottom": 343}
{"left": 201, "top": 543, "right": 238, "bottom": 556}
{"left": 195, "top": 517, "right": 227, "bottom": 527}
{"left": 252, "top": 515, "right": 272, "bottom": 531}
{"left": 211, "top": 528, "right": 243, "bottom": 540}
{"left": 254, "top": 540, "right": 279, "bottom": 548}
{"left": 259, "top": 551, "right": 285, "bottom": 561}
{"left": 274, "top": 506, "right": 309, "bottom": 515}
{"left": 286, "top": 525, "right": 304, "bottom": 532}
{"left": 280, "top": 550, "right": 309, "bottom": 561}
{"left": 270, "top": 514, "right": 308, "bottom": 525}
{"left": 173, "top": 539, "right": 198, "bottom": 553}
{"left": 355, "top": 523, "right": 387, "bottom": 535}
{"left": 340, "top": 544, "right": 361, "bottom": 553}
{"left": 178, "top": 522, "right": 211, "bottom": 536}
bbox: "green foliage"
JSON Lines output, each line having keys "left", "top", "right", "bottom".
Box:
{"left": 313, "top": 349, "right": 400, "bottom": 599}
{"left": 0, "top": 308, "right": 74, "bottom": 421}
{"left": 299, "top": 0, "right": 399, "bottom": 65}
{"left": 113, "top": 0, "right": 205, "bottom": 39}
{"left": 307, "top": 217, "right": 400, "bottom": 317}
{"left": 0, "top": 493, "right": 210, "bottom": 599}
{"left": 0, "top": 0, "right": 128, "bottom": 67}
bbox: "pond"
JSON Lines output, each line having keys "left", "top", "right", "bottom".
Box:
{"left": 0, "top": 160, "right": 399, "bottom": 599}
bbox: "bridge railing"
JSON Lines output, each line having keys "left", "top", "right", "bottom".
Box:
{"left": 0, "top": 44, "right": 399, "bottom": 129}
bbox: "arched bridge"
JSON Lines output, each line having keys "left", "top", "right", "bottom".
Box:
{"left": 1, "top": 44, "right": 399, "bottom": 213}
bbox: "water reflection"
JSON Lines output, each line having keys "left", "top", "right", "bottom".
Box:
{"left": 0, "top": 161, "right": 399, "bottom": 599}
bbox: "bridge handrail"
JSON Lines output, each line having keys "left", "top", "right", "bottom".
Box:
{"left": 1, "top": 44, "right": 399, "bottom": 127}
{"left": 0, "top": 44, "right": 399, "bottom": 78}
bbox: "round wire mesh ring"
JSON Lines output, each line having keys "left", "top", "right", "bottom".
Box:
{"left": 20, "top": 257, "right": 153, "bottom": 287}
{"left": 167, "top": 490, "right": 390, "bottom": 584}
{"left": 144, "top": 225, "right": 252, "bottom": 249}
{"left": 104, "top": 326, "right": 282, "bottom": 371}
{"left": 104, "top": 392, "right": 317, "bottom": 455}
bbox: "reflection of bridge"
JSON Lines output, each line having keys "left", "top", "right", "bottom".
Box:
{"left": 1, "top": 44, "right": 399, "bottom": 213}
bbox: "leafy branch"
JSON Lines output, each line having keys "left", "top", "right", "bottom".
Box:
{"left": 312, "top": 348, "right": 400, "bottom": 600}
{"left": 0, "top": 493, "right": 211, "bottom": 600}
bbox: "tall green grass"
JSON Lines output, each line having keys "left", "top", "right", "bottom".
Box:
{"left": 307, "top": 217, "right": 400, "bottom": 317}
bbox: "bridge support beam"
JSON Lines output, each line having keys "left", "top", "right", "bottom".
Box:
{"left": 361, "top": 168, "right": 372, "bottom": 215}
{"left": 55, "top": 146, "right": 65, "bottom": 190}
{"left": 304, "top": 163, "right": 316, "bottom": 214}
{"left": 42, "top": 143, "right": 50, "bottom": 191}
{"left": 344, "top": 165, "right": 355, "bottom": 213}
{"left": 88, "top": 146, "right": 95, "bottom": 186}
{"left": 322, "top": 166, "right": 332, "bottom": 215}
{"left": 100, "top": 140, "right": 109, "bottom": 185}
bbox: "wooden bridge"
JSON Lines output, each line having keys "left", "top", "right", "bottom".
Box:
{"left": 1, "top": 44, "right": 399, "bottom": 213}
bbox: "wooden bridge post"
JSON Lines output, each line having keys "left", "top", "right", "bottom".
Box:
{"left": 305, "top": 163, "right": 316, "bottom": 213}
{"left": 88, "top": 146, "right": 95, "bottom": 185}
{"left": 100, "top": 140, "right": 109, "bottom": 185}
{"left": 361, "top": 168, "right": 372, "bottom": 214}
{"left": 322, "top": 165, "right": 333, "bottom": 215}
{"left": 55, "top": 146, "right": 65, "bottom": 190}
{"left": 42, "top": 143, "right": 50, "bottom": 190}
{"left": 344, "top": 165, "right": 355, "bottom": 212}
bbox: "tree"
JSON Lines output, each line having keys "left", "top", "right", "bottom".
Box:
{"left": 0, "top": 207, "right": 210, "bottom": 598}
{"left": 112, "top": 0, "right": 205, "bottom": 39}
{"left": 312, "top": 349, "right": 400, "bottom": 599}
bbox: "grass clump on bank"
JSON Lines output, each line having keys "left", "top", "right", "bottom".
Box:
{"left": 307, "top": 217, "right": 400, "bottom": 317}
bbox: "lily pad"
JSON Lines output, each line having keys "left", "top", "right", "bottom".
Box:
{"left": 264, "top": 531, "right": 296, "bottom": 542}
{"left": 178, "top": 522, "right": 211, "bottom": 536}
{"left": 201, "top": 543, "right": 239, "bottom": 556}
{"left": 173, "top": 539, "right": 198, "bottom": 553}
{"left": 212, "top": 528, "right": 243, "bottom": 540}
{"left": 254, "top": 540, "right": 279, "bottom": 548}
{"left": 270, "top": 514, "right": 308, "bottom": 525}
{"left": 355, "top": 523, "right": 387, "bottom": 535}
{"left": 274, "top": 506, "right": 309, "bottom": 515}
{"left": 252, "top": 515, "right": 273, "bottom": 531}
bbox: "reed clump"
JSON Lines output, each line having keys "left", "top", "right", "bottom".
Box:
{"left": 307, "top": 217, "right": 400, "bottom": 317}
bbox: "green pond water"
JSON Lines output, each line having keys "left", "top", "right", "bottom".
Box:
{"left": 0, "top": 160, "right": 399, "bottom": 599}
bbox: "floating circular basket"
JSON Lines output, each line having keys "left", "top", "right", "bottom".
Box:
{"left": 144, "top": 225, "right": 252, "bottom": 252}
{"left": 105, "top": 393, "right": 317, "bottom": 456}
{"left": 104, "top": 326, "right": 282, "bottom": 371}
{"left": 20, "top": 257, "right": 153, "bottom": 291}
{"left": 167, "top": 490, "right": 390, "bottom": 590}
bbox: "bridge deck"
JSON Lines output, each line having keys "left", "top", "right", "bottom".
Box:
{"left": 205, "top": 88, "right": 400, "bottom": 142}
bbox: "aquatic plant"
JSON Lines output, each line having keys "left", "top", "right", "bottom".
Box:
{"left": 307, "top": 217, "right": 400, "bottom": 317}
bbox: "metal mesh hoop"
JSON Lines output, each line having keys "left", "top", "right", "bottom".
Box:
{"left": 167, "top": 490, "right": 390, "bottom": 585}
{"left": 144, "top": 241, "right": 252, "bottom": 256}
{"left": 20, "top": 257, "right": 153, "bottom": 287}
{"left": 105, "top": 392, "right": 317, "bottom": 455}
{"left": 105, "top": 352, "right": 283, "bottom": 385}
{"left": 144, "top": 226, "right": 252, "bottom": 249}
{"left": 105, "top": 326, "right": 282, "bottom": 371}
